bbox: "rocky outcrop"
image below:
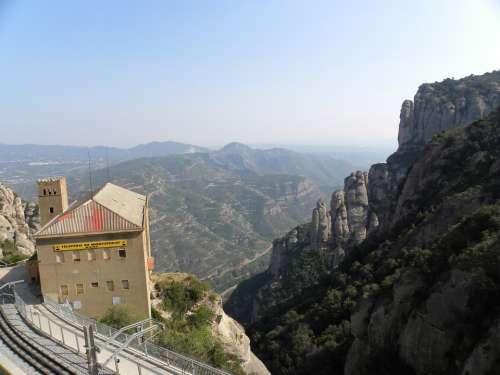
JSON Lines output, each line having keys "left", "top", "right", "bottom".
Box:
{"left": 365, "top": 71, "right": 500, "bottom": 234}
{"left": 0, "top": 183, "right": 35, "bottom": 256}
{"left": 398, "top": 71, "right": 500, "bottom": 151}
{"left": 343, "top": 171, "right": 371, "bottom": 243}
{"left": 329, "top": 171, "right": 378, "bottom": 251}
{"left": 212, "top": 296, "right": 271, "bottom": 375}
{"left": 152, "top": 272, "right": 270, "bottom": 375}
{"left": 226, "top": 70, "right": 500, "bottom": 375}
{"left": 23, "top": 202, "right": 40, "bottom": 234}
{"left": 311, "top": 199, "right": 331, "bottom": 249}
{"left": 269, "top": 225, "right": 308, "bottom": 279}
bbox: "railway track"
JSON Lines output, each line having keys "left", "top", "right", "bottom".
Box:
{"left": 0, "top": 295, "right": 77, "bottom": 375}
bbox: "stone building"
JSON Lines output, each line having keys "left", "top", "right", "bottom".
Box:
{"left": 33, "top": 178, "right": 154, "bottom": 319}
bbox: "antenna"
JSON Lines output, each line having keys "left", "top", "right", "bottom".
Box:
{"left": 88, "top": 150, "right": 94, "bottom": 197}
{"left": 106, "top": 148, "right": 111, "bottom": 182}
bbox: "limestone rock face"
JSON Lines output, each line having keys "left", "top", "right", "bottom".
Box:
{"left": 397, "top": 73, "right": 500, "bottom": 151}
{"left": 212, "top": 295, "right": 271, "bottom": 375}
{"left": 330, "top": 171, "right": 375, "bottom": 250}
{"left": 0, "top": 183, "right": 35, "bottom": 256}
{"left": 344, "top": 171, "right": 370, "bottom": 244}
{"left": 269, "top": 226, "right": 307, "bottom": 279}
{"left": 23, "top": 202, "right": 40, "bottom": 234}
{"left": 331, "top": 190, "right": 349, "bottom": 243}
{"left": 226, "top": 70, "right": 500, "bottom": 375}
{"left": 310, "top": 199, "right": 331, "bottom": 248}
{"left": 399, "top": 270, "right": 471, "bottom": 374}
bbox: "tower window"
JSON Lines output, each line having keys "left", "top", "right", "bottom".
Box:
{"left": 49, "top": 207, "right": 54, "bottom": 214}
{"left": 87, "top": 250, "right": 96, "bottom": 261}
{"left": 118, "top": 249, "right": 126, "bottom": 258}
{"left": 48, "top": 189, "right": 52, "bottom": 195}
{"left": 72, "top": 251, "right": 80, "bottom": 262}
{"left": 56, "top": 253, "right": 65, "bottom": 263}
{"left": 43, "top": 189, "right": 47, "bottom": 195}
{"left": 53, "top": 189, "right": 57, "bottom": 194}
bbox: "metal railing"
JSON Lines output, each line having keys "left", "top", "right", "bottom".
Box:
{"left": 43, "top": 297, "right": 233, "bottom": 375}
{"left": 10, "top": 289, "right": 110, "bottom": 374}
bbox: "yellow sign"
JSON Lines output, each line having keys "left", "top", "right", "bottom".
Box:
{"left": 53, "top": 240, "right": 127, "bottom": 252}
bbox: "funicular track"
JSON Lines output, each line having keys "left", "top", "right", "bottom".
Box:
{"left": 0, "top": 299, "right": 76, "bottom": 375}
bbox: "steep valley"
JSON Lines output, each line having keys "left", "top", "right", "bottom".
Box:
{"left": 64, "top": 146, "right": 354, "bottom": 293}
{"left": 226, "top": 70, "right": 500, "bottom": 374}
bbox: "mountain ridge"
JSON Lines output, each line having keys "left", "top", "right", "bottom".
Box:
{"left": 225, "top": 70, "right": 500, "bottom": 374}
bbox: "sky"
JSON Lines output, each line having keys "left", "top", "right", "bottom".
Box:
{"left": 0, "top": 0, "right": 499, "bottom": 149}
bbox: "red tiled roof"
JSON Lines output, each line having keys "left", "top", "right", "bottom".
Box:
{"left": 35, "top": 199, "right": 143, "bottom": 237}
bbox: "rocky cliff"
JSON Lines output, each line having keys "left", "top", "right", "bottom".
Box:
{"left": 151, "top": 272, "right": 270, "bottom": 375}
{"left": 331, "top": 70, "right": 500, "bottom": 244}
{"left": 225, "top": 70, "right": 500, "bottom": 375}
{"left": 398, "top": 71, "right": 500, "bottom": 150}
{"left": 0, "top": 182, "right": 36, "bottom": 257}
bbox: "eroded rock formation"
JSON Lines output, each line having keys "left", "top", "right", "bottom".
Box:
{"left": 398, "top": 75, "right": 500, "bottom": 150}
{"left": 225, "top": 70, "right": 500, "bottom": 375}
{"left": 0, "top": 183, "right": 35, "bottom": 256}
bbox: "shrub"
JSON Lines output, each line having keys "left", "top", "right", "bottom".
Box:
{"left": 0, "top": 240, "right": 28, "bottom": 264}
{"left": 160, "top": 280, "right": 208, "bottom": 315}
{"left": 99, "top": 304, "right": 147, "bottom": 329}
{"left": 187, "top": 305, "right": 215, "bottom": 328}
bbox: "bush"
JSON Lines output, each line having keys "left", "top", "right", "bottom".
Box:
{"left": 99, "top": 304, "right": 147, "bottom": 329}
{"left": 161, "top": 280, "right": 208, "bottom": 315}
{"left": 187, "top": 305, "right": 215, "bottom": 328}
{"left": 0, "top": 240, "right": 28, "bottom": 264}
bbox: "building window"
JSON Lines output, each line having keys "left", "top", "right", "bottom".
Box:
{"left": 49, "top": 207, "right": 54, "bottom": 214}
{"left": 91, "top": 282, "right": 99, "bottom": 288}
{"left": 112, "top": 296, "right": 121, "bottom": 305}
{"left": 106, "top": 281, "right": 114, "bottom": 291}
{"left": 43, "top": 189, "right": 47, "bottom": 196}
{"left": 72, "top": 251, "right": 81, "bottom": 262}
{"left": 76, "top": 283, "right": 84, "bottom": 295}
{"left": 121, "top": 280, "right": 129, "bottom": 290}
{"left": 56, "top": 253, "right": 65, "bottom": 263}
{"left": 118, "top": 249, "right": 126, "bottom": 258}
{"left": 103, "top": 249, "right": 111, "bottom": 260}
{"left": 73, "top": 301, "right": 82, "bottom": 310}
{"left": 53, "top": 189, "right": 57, "bottom": 194}
{"left": 87, "top": 250, "right": 96, "bottom": 261}
{"left": 60, "top": 285, "right": 69, "bottom": 297}
{"left": 48, "top": 189, "right": 52, "bottom": 195}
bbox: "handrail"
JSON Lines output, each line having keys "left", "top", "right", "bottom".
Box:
{"left": 0, "top": 280, "right": 24, "bottom": 291}
{"left": 43, "top": 296, "right": 233, "bottom": 375}
{"left": 102, "top": 324, "right": 160, "bottom": 368}
{"left": 104, "top": 318, "right": 164, "bottom": 345}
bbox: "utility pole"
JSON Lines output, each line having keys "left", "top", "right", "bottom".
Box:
{"left": 84, "top": 325, "right": 99, "bottom": 375}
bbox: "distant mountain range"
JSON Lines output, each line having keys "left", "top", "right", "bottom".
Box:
{"left": 1, "top": 141, "right": 358, "bottom": 292}
{"left": 0, "top": 141, "right": 208, "bottom": 192}
{"left": 2, "top": 141, "right": 356, "bottom": 200}
{"left": 66, "top": 144, "right": 357, "bottom": 292}
{"left": 0, "top": 141, "right": 208, "bottom": 162}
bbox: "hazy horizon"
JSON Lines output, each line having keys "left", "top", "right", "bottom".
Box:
{"left": 1, "top": 0, "right": 499, "bottom": 148}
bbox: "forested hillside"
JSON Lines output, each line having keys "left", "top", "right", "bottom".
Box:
{"left": 226, "top": 71, "right": 500, "bottom": 374}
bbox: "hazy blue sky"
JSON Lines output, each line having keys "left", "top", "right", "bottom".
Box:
{"left": 0, "top": 0, "right": 499, "bottom": 148}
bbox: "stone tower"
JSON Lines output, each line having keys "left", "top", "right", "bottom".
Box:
{"left": 37, "top": 177, "right": 69, "bottom": 226}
